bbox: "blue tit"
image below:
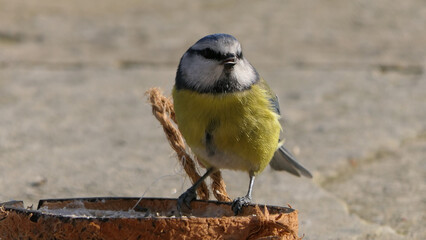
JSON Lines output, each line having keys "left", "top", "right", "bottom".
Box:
{"left": 172, "top": 33, "right": 312, "bottom": 215}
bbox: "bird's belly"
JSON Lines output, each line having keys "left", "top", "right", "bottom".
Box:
{"left": 192, "top": 115, "right": 278, "bottom": 173}
{"left": 192, "top": 146, "right": 253, "bottom": 171}
{"left": 173, "top": 85, "right": 281, "bottom": 174}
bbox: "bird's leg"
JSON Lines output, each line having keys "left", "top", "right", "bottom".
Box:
{"left": 232, "top": 171, "right": 255, "bottom": 215}
{"left": 177, "top": 167, "right": 216, "bottom": 212}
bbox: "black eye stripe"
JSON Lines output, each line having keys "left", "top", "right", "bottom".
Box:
{"left": 200, "top": 48, "right": 222, "bottom": 60}
{"left": 189, "top": 48, "right": 242, "bottom": 61}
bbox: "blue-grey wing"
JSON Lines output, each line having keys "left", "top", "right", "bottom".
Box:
{"left": 269, "top": 94, "right": 281, "bottom": 116}
{"left": 267, "top": 92, "right": 312, "bottom": 178}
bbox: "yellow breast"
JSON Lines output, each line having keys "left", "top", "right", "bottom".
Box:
{"left": 172, "top": 81, "right": 281, "bottom": 174}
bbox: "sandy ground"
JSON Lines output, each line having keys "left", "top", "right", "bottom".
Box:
{"left": 1, "top": 0, "right": 425, "bottom": 239}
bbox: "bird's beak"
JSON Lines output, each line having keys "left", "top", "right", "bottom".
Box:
{"left": 222, "top": 57, "right": 237, "bottom": 67}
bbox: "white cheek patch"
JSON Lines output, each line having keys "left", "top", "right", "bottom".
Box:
{"left": 231, "top": 59, "right": 257, "bottom": 88}
{"left": 182, "top": 55, "right": 223, "bottom": 90}
{"left": 181, "top": 56, "right": 258, "bottom": 91}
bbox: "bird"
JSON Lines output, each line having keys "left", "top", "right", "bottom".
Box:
{"left": 172, "top": 33, "right": 312, "bottom": 215}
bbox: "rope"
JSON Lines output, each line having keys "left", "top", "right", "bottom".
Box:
{"left": 145, "top": 88, "right": 230, "bottom": 201}
{"left": 211, "top": 171, "right": 231, "bottom": 202}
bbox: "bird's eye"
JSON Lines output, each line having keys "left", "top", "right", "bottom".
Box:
{"left": 237, "top": 51, "right": 243, "bottom": 59}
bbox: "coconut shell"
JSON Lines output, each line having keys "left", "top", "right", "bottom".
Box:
{"left": 0, "top": 197, "right": 299, "bottom": 239}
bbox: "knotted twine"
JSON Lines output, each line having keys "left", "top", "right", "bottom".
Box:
{"left": 146, "top": 88, "right": 231, "bottom": 202}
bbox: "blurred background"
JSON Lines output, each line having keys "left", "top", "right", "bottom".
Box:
{"left": 0, "top": 0, "right": 425, "bottom": 239}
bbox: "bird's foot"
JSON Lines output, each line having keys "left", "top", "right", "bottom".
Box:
{"left": 177, "top": 187, "right": 197, "bottom": 213}
{"left": 231, "top": 196, "right": 251, "bottom": 215}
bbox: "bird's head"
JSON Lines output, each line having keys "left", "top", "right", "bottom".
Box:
{"left": 175, "top": 34, "right": 259, "bottom": 94}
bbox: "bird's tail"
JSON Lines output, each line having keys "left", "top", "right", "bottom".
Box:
{"left": 269, "top": 145, "right": 312, "bottom": 178}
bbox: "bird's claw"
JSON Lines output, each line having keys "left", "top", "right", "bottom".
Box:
{"left": 177, "top": 188, "right": 197, "bottom": 213}
{"left": 231, "top": 196, "right": 251, "bottom": 215}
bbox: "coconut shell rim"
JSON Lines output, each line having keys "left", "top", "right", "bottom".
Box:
{"left": 1, "top": 197, "right": 295, "bottom": 221}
